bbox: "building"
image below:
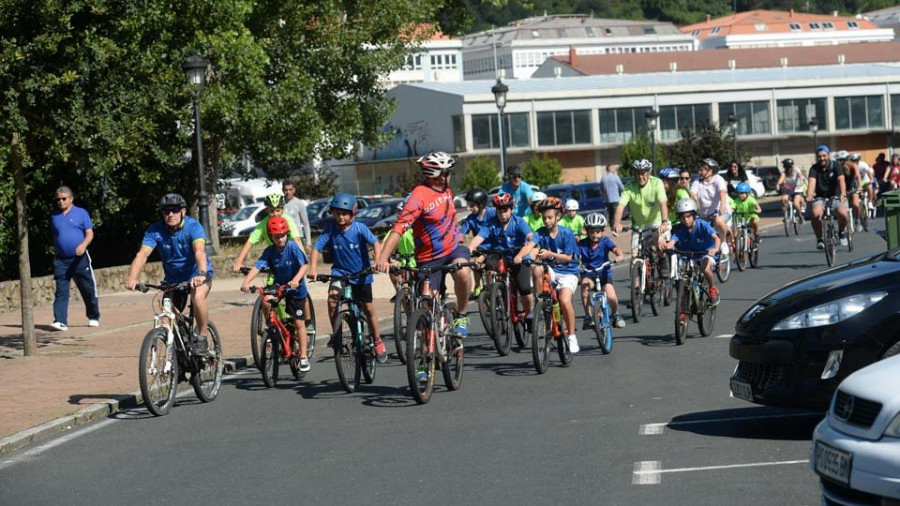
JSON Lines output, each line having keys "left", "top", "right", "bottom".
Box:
{"left": 864, "top": 5, "right": 900, "bottom": 39}
{"left": 461, "top": 14, "right": 693, "bottom": 81}
{"left": 682, "top": 9, "right": 894, "bottom": 50}
{"left": 380, "top": 29, "right": 463, "bottom": 89}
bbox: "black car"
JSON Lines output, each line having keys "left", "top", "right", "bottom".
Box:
{"left": 751, "top": 166, "right": 781, "bottom": 194}
{"left": 729, "top": 250, "right": 900, "bottom": 409}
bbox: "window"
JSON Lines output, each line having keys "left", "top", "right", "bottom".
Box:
{"left": 789, "top": 22, "right": 802, "bottom": 31}
{"left": 537, "top": 110, "right": 591, "bottom": 146}
{"left": 847, "top": 21, "right": 859, "bottom": 29}
{"left": 598, "top": 107, "right": 644, "bottom": 143}
{"left": 659, "top": 104, "right": 711, "bottom": 140}
{"left": 892, "top": 95, "right": 900, "bottom": 129}
{"left": 754, "top": 23, "right": 768, "bottom": 31}
{"left": 471, "top": 112, "right": 530, "bottom": 150}
{"left": 531, "top": 30, "right": 540, "bottom": 38}
{"left": 719, "top": 101, "right": 771, "bottom": 135}
{"left": 644, "top": 26, "right": 656, "bottom": 34}
{"left": 823, "top": 22, "right": 835, "bottom": 30}
{"left": 710, "top": 27, "right": 721, "bottom": 35}
{"left": 776, "top": 98, "right": 827, "bottom": 133}
{"left": 691, "top": 29, "right": 701, "bottom": 36}
{"left": 452, "top": 115, "right": 464, "bottom": 152}
{"left": 834, "top": 95, "right": 884, "bottom": 130}
{"left": 809, "top": 22, "right": 821, "bottom": 29}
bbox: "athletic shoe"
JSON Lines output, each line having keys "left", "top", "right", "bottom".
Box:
{"left": 374, "top": 337, "right": 388, "bottom": 363}
{"left": 816, "top": 240, "right": 825, "bottom": 250}
{"left": 299, "top": 358, "right": 311, "bottom": 372}
{"left": 840, "top": 236, "right": 848, "bottom": 247}
{"left": 50, "top": 322, "right": 68, "bottom": 331}
{"left": 472, "top": 285, "right": 483, "bottom": 299}
{"left": 567, "top": 335, "right": 580, "bottom": 354}
{"left": 582, "top": 317, "right": 595, "bottom": 330}
{"left": 452, "top": 316, "right": 470, "bottom": 338}
{"left": 192, "top": 337, "right": 210, "bottom": 356}
{"left": 613, "top": 314, "right": 626, "bottom": 328}
{"left": 88, "top": 319, "right": 100, "bottom": 327}
{"left": 709, "top": 286, "right": 720, "bottom": 305}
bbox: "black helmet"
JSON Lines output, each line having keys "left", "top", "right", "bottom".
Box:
{"left": 507, "top": 164, "right": 523, "bottom": 177}
{"left": 782, "top": 158, "right": 794, "bottom": 167}
{"left": 464, "top": 188, "right": 488, "bottom": 207}
{"left": 158, "top": 193, "right": 187, "bottom": 209}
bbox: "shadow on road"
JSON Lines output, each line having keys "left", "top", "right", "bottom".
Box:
{"left": 665, "top": 406, "right": 824, "bottom": 441}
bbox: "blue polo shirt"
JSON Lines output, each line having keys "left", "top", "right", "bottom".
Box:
{"left": 460, "top": 207, "right": 497, "bottom": 236}
{"left": 255, "top": 240, "right": 309, "bottom": 299}
{"left": 314, "top": 220, "right": 378, "bottom": 284}
{"left": 531, "top": 226, "right": 579, "bottom": 276}
{"left": 477, "top": 214, "right": 532, "bottom": 254}
{"left": 578, "top": 236, "right": 616, "bottom": 280}
{"left": 500, "top": 181, "right": 534, "bottom": 217}
{"left": 141, "top": 216, "right": 211, "bottom": 284}
{"left": 671, "top": 219, "right": 718, "bottom": 253}
{"left": 51, "top": 206, "right": 93, "bottom": 258}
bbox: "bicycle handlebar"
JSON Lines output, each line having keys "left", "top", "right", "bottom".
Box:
{"left": 238, "top": 266, "right": 270, "bottom": 275}
{"left": 309, "top": 267, "right": 377, "bottom": 284}
{"left": 136, "top": 281, "right": 191, "bottom": 294}
{"left": 580, "top": 261, "right": 615, "bottom": 274}
{"left": 406, "top": 261, "right": 478, "bottom": 275}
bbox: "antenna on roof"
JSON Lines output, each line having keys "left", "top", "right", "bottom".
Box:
{"left": 838, "top": 54, "right": 845, "bottom": 65}
{"left": 669, "top": 62, "right": 677, "bottom": 73}
{"left": 780, "top": 57, "right": 788, "bottom": 68}
{"left": 728, "top": 59, "right": 736, "bottom": 70}
{"left": 554, "top": 66, "right": 562, "bottom": 78}
{"left": 616, "top": 64, "right": 624, "bottom": 75}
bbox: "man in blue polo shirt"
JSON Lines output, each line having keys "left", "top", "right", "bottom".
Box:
{"left": 500, "top": 165, "right": 534, "bottom": 217}
{"left": 125, "top": 193, "right": 214, "bottom": 354}
{"left": 50, "top": 186, "right": 100, "bottom": 331}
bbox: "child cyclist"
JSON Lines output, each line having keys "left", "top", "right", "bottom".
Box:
{"left": 232, "top": 192, "right": 303, "bottom": 273}
{"left": 578, "top": 213, "right": 625, "bottom": 330}
{"left": 459, "top": 188, "right": 496, "bottom": 298}
{"left": 385, "top": 199, "right": 416, "bottom": 300}
{"left": 240, "top": 217, "right": 312, "bottom": 372}
{"left": 308, "top": 192, "right": 387, "bottom": 363}
{"left": 516, "top": 197, "right": 582, "bottom": 353}
{"left": 560, "top": 199, "right": 585, "bottom": 239}
{"left": 663, "top": 198, "right": 721, "bottom": 305}
{"left": 730, "top": 181, "right": 762, "bottom": 243}
{"left": 523, "top": 191, "right": 547, "bottom": 232}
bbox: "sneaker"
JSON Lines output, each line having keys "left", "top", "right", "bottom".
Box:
{"left": 192, "top": 337, "right": 210, "bottom": 356}
{"left": 472, "top": 285, "right": 483, "bottom": 299}
{"left": 50, "top": 322, "right": 68, "bottom": 331}
{"left": 582, "top": 317, "right": 595, "bottom": 330}
{"left": 452, "top": 316, "right": 470, "bottom": 338}
{"left": 840, "top": 236, "right": 848, "bottom": 247}
{"left": 299, "top": 358, "right": 311, "bottom": 372}
{"left": 374, "top": 337, "right": 388, "bottom": 363}
{"left": 816, "top": 240, "right": 825, "bottom": 250}
{"left": 709, "top": 286, "right": 720, "bottom": 305}
{"left": 416, "top": 366, "right": 428, "bottom": 385}
{"left": 567, "top": 335, "right": 580, "bottom": 354}
{"left": 613, "top": 314, "right": 626, "bottom": 328}
{"left": 88, "top": 319, "right": 100, "bottom": 327}
{"left": 720, "top": 243, "right": 729, "bottom": 256}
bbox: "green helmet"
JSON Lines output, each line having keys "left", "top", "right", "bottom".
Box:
{"left": 265, "top": 192, "right": 285, "bottom": 209}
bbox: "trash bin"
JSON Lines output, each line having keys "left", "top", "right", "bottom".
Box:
{"left": 882, "top": 190, "right": 900, "bottom": 250}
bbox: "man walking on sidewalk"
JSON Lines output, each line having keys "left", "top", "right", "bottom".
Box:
{"left": 50, "top": 186, "right": 100, "bottom": 331}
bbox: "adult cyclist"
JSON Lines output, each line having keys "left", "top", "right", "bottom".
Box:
{"left": 852, "top": 153, "right": 876, "bottom": 214}
{"left": 689, "top": 158, "right": 731, "bottom": 258}
{"left": 500, "top": 164, "right": 534, "bottom": 217}
{"left": 807, "top": 145, "right": 849, "bottom": 249}
{"left": 776, "top": 158, "right": 807, "bottom": 224}
{"left": 611, "top": 159, "right": 671, "bottom": 279}
{"left": 375, "top": 152, "right": 473, "bottom": 338}
{"left": 835, "top": 150, "right": 863, "bottom": 228}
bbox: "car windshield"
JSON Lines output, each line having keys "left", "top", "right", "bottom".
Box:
{"left": 307, "top": 200, "right": 327, "bottom": 217}
{"left": 357, "top": 206, "right": 387, "bottom": 218}
{"left": 544, "top": 188, "right": 571, "bottom": 199}
{"left": 233, "top": 206, "right": 259, "bottom": 221}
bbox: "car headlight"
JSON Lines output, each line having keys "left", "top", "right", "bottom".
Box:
{"left": 771, "top": 292, "right": 888, "bottom": 331}
{"left": 885, "top": 413, "right": 900, "bottom": 438}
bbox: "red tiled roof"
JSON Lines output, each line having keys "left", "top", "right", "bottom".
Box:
{"left": 682, "top": 9, "right": 881, "bottom": 39}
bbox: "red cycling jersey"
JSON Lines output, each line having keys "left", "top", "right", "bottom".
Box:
{"left": 392, "top": 185, "right": 460, "bottom": 263}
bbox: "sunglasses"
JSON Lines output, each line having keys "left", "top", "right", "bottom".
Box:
{"left": 55, "top": 197, "right": 70, "bottom": 202}
{"left": 162, "top": 207, "right": 182, "bottom": 215}
{"left": 679, "top": 177, "right": 690, "bottom": 181}
{"left": 509, "top": 175, "right": 521, "bottom": 179}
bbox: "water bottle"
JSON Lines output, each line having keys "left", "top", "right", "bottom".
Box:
{"left": 552, "top": 301, "right": 562, "bottom": 322}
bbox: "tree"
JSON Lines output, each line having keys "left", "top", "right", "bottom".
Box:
{"left": 664, "top": 122, "right": 746, "bottom": 173}
{"left": 621, "top": 130, "right": 667, "bottom": 176}
{"left": 522, "top": 154, "right": 563, "bottom": 189}
{"left": 291, "top": 165, "right": 340, "bottom": 201}
{"left": 462, "top": 156, "right": 501, "bottom": 191}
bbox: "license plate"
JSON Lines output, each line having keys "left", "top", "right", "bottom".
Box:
{"left": 730, "top": 378, "right": 753, "bottom": 402}
{"left": 814, "top": 441, "right": 852, "bottom": 486}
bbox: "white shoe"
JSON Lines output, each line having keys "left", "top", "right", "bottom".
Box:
{"left": 567, "top": 335, "right": 580, "bottom": 354}
{"left": 299, "top": 358, "right": 311, "bottom": 372}
{"left": 840, "top": 237, "right": 848, "bottom": 247}
{"left": 50, "top": 322, "right": 68, "bottom": 331}
{"left": 720, "top": 243, "right": 729, "bottom": 256}
{"left": 88, "top": 319, "right": 100, "bottom": 327}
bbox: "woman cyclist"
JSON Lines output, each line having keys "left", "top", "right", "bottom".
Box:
{"left": 723, "top": 160, "right": 749, "bottom": 200}
{"left": 776, "top": 158, "right": 807, "bottom": 224}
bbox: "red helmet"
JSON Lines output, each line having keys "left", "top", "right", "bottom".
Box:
{"left": 267, "top": 216, "right": 289, "bottom": 236}
{"left": 492, "top": 193, "right": 515, "bottom": 208}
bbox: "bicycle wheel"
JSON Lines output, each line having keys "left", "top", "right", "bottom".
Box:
{"left": 250, "top": 297, "right": 265, "bottom": 371}
{"left": 488, "top": 282, "right": 511, "bottom": 356}
{"left": 662, "top": 276, "right": 673, "bottom": 307}
{"left": 698, "top": 280, "right": 717, "bottom": 337}
{"left": 333, "top": 311, "right": 358, "bottom": 393}
{"left": 513, "top": 319, "right": 527, "bottom": 351}
{"left": 557, "top": 332, "right": 573, "bottom": 366}
{"left": 847, "top": 226, "right": 854, "bottom": 252}
{"left": 531, "top": 299, "right": 552, "bottom": 374}
{"left": 478, "top": 287, "right": 492, "bottom": 338}
{"left": 736, "top": 234, "right": 748, "bottom": 271}
{"left": 191, "top": 321, "right": 223, "bottom": 402}
{"left": 793, "top": 211, "right": 801, "bottom": 236}
{"left": 289, "top": 335, "right": 302, "bottom": 380}
{"left": 860, "top": 204, "right": 869, "bottom": 232}
{"left": 441, "top": 302, "right": 464, "bottom": 391}
{"left": 750, "top": 237, "right": 760, "bottom": 269}
{"left": 359, "top": 314, "right": 376, "bottom": 385}
{"left": 783, "top": 208, "right": 791, "bottom": 237}
{"left": 673, "top": 281, "right": 689, "bottom": 345}
{"left": 305, "top": 299, "right": 317, "bottom": 358}
{"left": 393, "top": 287, "right": 411, "bottom": 364}
{"left": 649, "top": 277, "right": 662, "bottom": 316}
{"left": 825, "top": 229, "right": 836, "bottom": 268}
{"left": 630, "top": 261, "right": 643, "bottom": 323}
{"left": 139, "top": 328, "right": 178, "bottom": 416}
{"left": 406, "top": 308, "right": 435, "bottom": 404}
{"left": 261, "top": 331, "right": 279, "bottom": 388}
{"left": 592, "top": 297, "right": 612, "bottom": 354}
{"left": 716, "top": 253, "right": 731, "bottom": 283}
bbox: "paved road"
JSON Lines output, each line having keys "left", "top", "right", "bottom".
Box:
{"left": 0, "top": 213, "right": 888, "bottom": 506}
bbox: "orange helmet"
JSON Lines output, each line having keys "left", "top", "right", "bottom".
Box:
{"left": 536, "top": 196, "right": 563, "bottom": 212}
{"left": 267, "top": 216, "right": 289, "bottom": 236}
{"left": 492, "top": 193, "right": 515, "bottom": 208}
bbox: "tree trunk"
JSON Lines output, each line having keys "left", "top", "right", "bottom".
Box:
{"left": 207, "top": 140, "right": 221, "bottom": 255}
{"left": 12, "top": 133, "right": 36, "bottom": 356}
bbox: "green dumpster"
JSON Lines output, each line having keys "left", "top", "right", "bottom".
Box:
{"left": 882, "top": 190, "right": 900, "bottom": 250}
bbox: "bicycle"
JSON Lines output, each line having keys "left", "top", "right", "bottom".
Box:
{"left": 390, "top": 253, "right": 418, "bottom": 365}
{"left": 703, "top": 212, "right": 732, "bottom": 284}
{"left": 820, "top": 197, "right": 842, "bottom": 268}
{"left": 405, "top": 260, "right": 478, "bottom": 404}
{"left": 671, "top": 251, "right": 718, "bottom": 345}
{"left": 247, "top": 284, "right": 309, "bottom": 387}
{"left": 621, "top": 225, "right": 666, "bottom": 323}
{"left": 581, "top": 261, "right": 615, "bottom": 354}
{"left": 781, "top": 188, "right": 803, "bottom": 237}
{"left": 311, "top": 268, "right": 378, "bottom": 393}
{"left": 856, "top": 188, "right": 872, "bottom": 232}
{"left": 474, "top": 248, "right": 530, "bottom": 356}
{"left": 732, "top": 213, "right": 759, "bottom": 271}
{"left": 136, "top": 281, "right": 223, "bottom": 417}
{"left": 529, "top": 258, "right": 574, "bottom": 374}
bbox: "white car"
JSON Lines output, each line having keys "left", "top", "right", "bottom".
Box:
{"left": 224, "top": 204, "right": 266, "bottom": 237}
{"left": 717, "top": 170, "right": 766, "bottom": 199}
{"left": 810, "top": 354, "right": 900, "bottom": 505}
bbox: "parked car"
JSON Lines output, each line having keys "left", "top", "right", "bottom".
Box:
{"left": 308, "top": 196, "right": 371, "bottom": 234}
{"left": 542, "top": 182, "right": 606, "bottom": 217}
{"left": 729, "top": 250, "right": 900, "bottom": 409}
{"left": 354, "top": 200, "right": 402, "bottom": 230}
{"left": 223, "top": 204, "right": 266, "bottom": 237}
{"left": 718, "top": 169, "right": 766, "bottom": 199}
{"left": 811, "top": 354, "right": 900, "bottom": 505}
{"left": 751, "top": 166, "right": 781, "bottom": 195}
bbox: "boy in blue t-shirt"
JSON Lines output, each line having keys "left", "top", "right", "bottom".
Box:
{"left": 578, "top": 213, "right": 625, "bottom": 330}
{"left": 516, "top": 197, "right": 582, "bottom": 354}
{"left": 663, "top": 198, "right": 721, "bottom": 304}
{"left": 309, "top": 193, "right": 386, "bottom": 362}
{"left": 460, "top": 188, "right": 496, "bottom": 298}
{"left": 240, "top": 216, "right": 312, "bottom": 372}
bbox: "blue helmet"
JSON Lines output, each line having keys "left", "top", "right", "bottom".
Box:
{"left": 736, "top": 182, "right": 752, "bottom": 194}
{"left": 816, "top": 144, "right": 831, "bottom": 154}
{"left": 660, "top": 167, "right": 679, "bottom": 179}
{"left": 330, "top": 192, "right": 357, "bottom": 212}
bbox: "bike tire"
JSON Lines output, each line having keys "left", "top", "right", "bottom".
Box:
{"left": 649, "top": 278, "right": 662, "bottom": 316}
{"left": 333, "top": 311, "right": 357, "bottom": 393}
{"left": 736, "top": 235, "right": 748, "bottom": 271}
{"left": 289, "top": 330, "right": 302, "bottom": 380}
{"left": 393, "top": 287, "right": 411, "bottom": 364}
{"left": 406, "top": 308, "right": 435, "bottom": 404}
{"left": 698, "top": 280, "right": 717, "bottom": 337}
{"left": 138, "top": 327, "right": 178, "bottom": 416}
{"left": 250, "top": 297, "right": 265, "bottom": 371}
{"left": 478, "top": 288, "right": 492, "bottom": 338}
{"left": 662, "top": 277, "right": 673, "bottom": 307}
{"left": 359, "top": 314, "right": 376, "bottom": 385}
{"left": 860, "top": 207, "right": 869, "bottom": 232}
{"left": 783, "top": 208, "right": 791, "bottom": 237}
{"left": 441, "top": 303, "right": 464, "bottom": 391}
{"left": 716, "top": 254, "right": 731, "bottom": 283}
{"left": 557, "top": 332, "right": 573, "bottom": 366}
{"left": 513, "top": 320, "right": 527, "bottom": 351}
{"left": 793, "top": 213, "right": 800, "bottom": 236}
{"left": 261, "top": 332, "right": 279, "bottom": 388}
{"left": 592, "top": 298, "right": 612, "bottom": 354}
{"left": 630, "top": 262, "right": 643, "bottom": 323}
{"left": 825, "top": 234, "right": 836, "bottom": 268}
{"left": 305, "top": 299, "right": 317, "bottom": 359}
{"left": 488, "top": 283, "right": 511, "bottom": 356}
{"left": 750, "top": 238, "right": 760, "bottom": 269}
{"left": 848, "top": 228, "right": 854, "bottom": 253}
{"left": 191, "top": 321, "right": 223, "bottom": 402}
{"left": 531, "top": 299, "right": 552, "bottom": 374}
{"left": 674, "top": 281, "right": 689, "bottom": 345}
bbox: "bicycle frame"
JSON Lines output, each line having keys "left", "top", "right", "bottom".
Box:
{"left": 251, "top": 285, "right": 297, "bottom": 361}
{"left": 149, "top": 288, "right": 193, "bottom": 362}
{"left": 535, "top": 261, "right": 567, "bottom": 339}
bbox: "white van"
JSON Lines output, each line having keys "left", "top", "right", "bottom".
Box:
{"left": 221, "top": 178, "right": 282, "bottom": 209}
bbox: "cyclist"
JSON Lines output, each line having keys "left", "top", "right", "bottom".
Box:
{"left": 776, "top": 158, "right": 807, "bottom": 225}
{"left": 375, "top": 151, "right": 473, "bottom": 338}
{"left": 309, "top": 192, "right": 387, "bottom": 363}
{"left": 523, "top": 191, "right": 547, "bottom": 231}
{"left": 731, "top": 182, "right": 762, "bottom": 243}
{"left": 723, "top": 160, "right": 749, "bottom": 200}
{"left": 232, "top": 192, "right": 303, "bottom": 273}
{"left": 466, "top": 193, "right": 534, "bottom": 324}
{"left": 517, "top": 197, "right": 581, "bottom": 354}
{"left": 384, "top": 199, "right": 416, "bottom": 300}
{"left": 500, "top": 164, "right": 534, "bottom": 217}
{"left": 689, "top": 158, "right": 731, "bottom": 258}
{"left": 460, "top": 187, "right": 496, "bottom": 298}
{"left": 125, "top": 193, "right": 213, "bottom": 354}
{"left": 578, "top": 213, "right": 625, "bottom": 330}
{"left": 612, "top": 158, "right": 671, "bottom": 279}
{"left": 560, "top": 199, "right": 585, "bottom": 239}
{"left": 852, "top": 153, "right": 876, "bottom": 214}
{"left": 836, "top": 150, "right": 863, "bottom": 227}
{"left": 661, "top": 167, "right": 690, "bottom": 225}
{"left": 240, "top": 216, "right": 312, "bottom": 372}
{"left": 807, "top": 145, "right": 850, "bottom": 249}
{"left": 663, "top": 198, "right": 721, "bottom": 305}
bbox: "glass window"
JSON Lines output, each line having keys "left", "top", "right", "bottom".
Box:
{"left": 659, "top": 104, "right": 711, "bottom": 140}
{"left": 471, "top": 113, "right": 530, "bottom": 150}
{"left": 472, "top": 115, "right": 493, "bottom": 149}
{"left": 834, "top": 96, "right": 885, "bottom": 130}
{"left": 776, "top": 98, "right": 827, "bottom": 133}
{"left": 823, "top": 22, "right": 834, "bottom": 29}
{"left": 537, "top": 113, "right": 555, "bottom": 145}
{"left": 573, "top": 110, "right": 591, "bottom": 144}
{"left": 599, "top": 107, "right": 641, "bottom": 143}
{"left": 847, "top": 21, "right": 859, "bottom": 29}
{"left": 584, "top": 185, "right": 603, "bottom": 199}
{"left": 719, "top": 101, "right": 770, "bottom": 135}
{"left": 537, "top": 110, "right": 592, "bottom": 146}
{"left": 711, "top": 27, "right": 721, "bottom": 34}
{"left": 892, "top": 95, "right": 900, "bottom": 129}
{"left": 452, "top": 115, "right": 464, "bottom": 152}
{"left": 508, "top": 113, "right": 529, "bottom": 147}
{"left": 789, "top": 23, "right": 802, "bottom": 31}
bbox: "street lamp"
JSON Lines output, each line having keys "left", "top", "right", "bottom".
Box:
{"left": 808, "top": 118, "right": 819, "bottom": 152}
{"left": 492, "top": 78, "right": 509, "bottom": 180}
{"left": 645, "top": 108, "right": 659, "bottom": 174}
{"left": 728, "top": 112, "right": 738, "bottom": 161}
{"left": 181, "top": 52, "right": 213, "bottom": 253}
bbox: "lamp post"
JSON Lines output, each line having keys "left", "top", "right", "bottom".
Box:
{"left": 492, "top": 78, "right": 509, "bottom": 180}
{"left": 181, "top": 52, "right": 213, "bottom": 253}
{"left": 645, "top": 108, "right": 659, "bottom": 174}
{"left": 728, "top": 112, "right": 738, "bottom": 161}
{"left": 808, "top": 118, "right": 820, "bottom": 153}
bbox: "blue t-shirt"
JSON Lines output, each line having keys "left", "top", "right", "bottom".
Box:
{"left": 314, "top": 220, "right": 378, "bottom": 284}
{"left": 460, "top": 207, "right": 497, "bottom": 236}
{"left": 578, "top": 236, "right": 616, "bottom": 281}
{"left": 255, "top": 240, "right": 309, "bottom": 299}
{"left": 476, "top": 214, "right": 532, "bottom": 254}
{"left": 141, "top": 216, "right": 212, "bottom": 284}
{"left": 671, "top": 219, "right": 718, "bottom": 253}
{"left": 51, "top": 206, "right": 93, "bottom": 258}
{"left": 531, "top": 226, "right": 579, "bottom": 276}
{"left": 500, "top": 181, "right": 534, "bottom": 217}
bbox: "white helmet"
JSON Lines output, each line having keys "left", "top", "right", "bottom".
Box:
{"left": 530, "top": 191, "right": 547, "bottom": 204}
{"left": 632, "top": 159, "right": 653, "bottom": 172}
{"left": 585, "top": 212, "right": 607, "bottom": 229}
{"left": 833, "top": 150, "right": 850, "bottom": 161}
{"left": 417, "top": 151, "right": 456, "bottom": 178}
{"left": 565, "top": 199, "right": 579, "bottom": 211}
{"left": 675, "top": 198, "right": 698, "bottom": 214}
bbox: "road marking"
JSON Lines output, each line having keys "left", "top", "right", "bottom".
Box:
{"left": 0, "top": 419, "right": 117, "bottom": 471}
{"left": 639, "top": 423, "right": 667, "bottom": 435}
{"left": 632, "top": 459, "right": 808, "bottom": 483}
{"left": 632, "top": 461, "right": 661, "bottom": 484}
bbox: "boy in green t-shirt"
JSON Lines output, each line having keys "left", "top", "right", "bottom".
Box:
{"left": 560, "top": 199, "right": 585, "bottom": 239}
{"left": 232, "top": 192, "right": 302, "bottom": 273}
{"left": 730, "top": 182, "right": 762, "bottom": 242}
{"left": 523, "top": 192, "right": 546, "bottom": 232}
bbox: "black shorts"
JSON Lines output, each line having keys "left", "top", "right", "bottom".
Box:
{"left": 329, "top": 282, "right": 373, "bottom": 303}
{"left": 419, "top": 245, "right": 471, "bottom": 293}
{"left": 285, "top": 295, "right": 307, "bottom": 321}
{"left": 171, "top": 277, "right": 212, "bottom": 313}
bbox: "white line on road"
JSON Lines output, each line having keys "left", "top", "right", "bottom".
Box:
{"left": 632, "top": 461, "right": 661, "bottom": 484}
{"left": 632, "top": 459, "right": 809, "bottom": 483}
{"left": 0, "top": 419, "right": 117, "bottom": 471}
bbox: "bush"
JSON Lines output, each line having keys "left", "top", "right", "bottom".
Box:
{"left": 522, "top": 155, "right": 563, "bottom": 189}
{"left": 664, "top": 123, "right": 748, "bottom": 173}
{"left": 461, "top": 156, "right": 501, "bottom": 191}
